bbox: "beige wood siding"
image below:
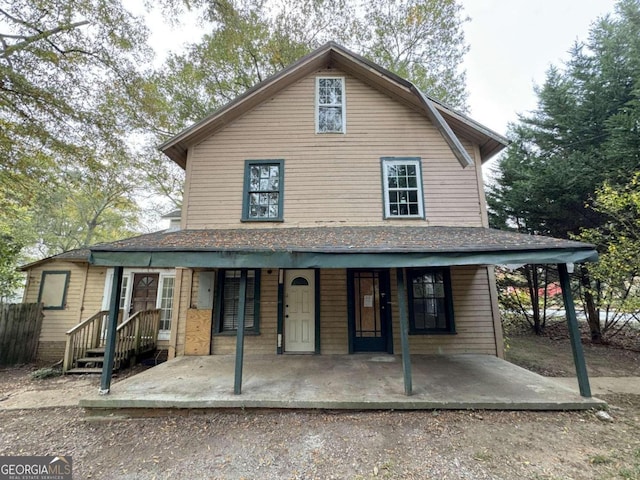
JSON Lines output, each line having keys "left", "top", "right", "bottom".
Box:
{"left": 178, "top": 266, "right": 496, "bottom": 357}
{"left": 24, "top": 262, "right": 106, "bottom": 358}
{"left": 391, "top": 266, "right": 497, "bottom": 355}
{"left": 189, "top": 269, "right": 200, "bottom": 307}
{"left": 23, "top": 261, "right": 88, "bottom": 345}
{"left": 81, "top": 266, "right": 108, "bottom": 317}
{"left": 174, "top": 268, "right": 193, "bottom": 356}
{"left": 185, "top": 69, "right": 483, "bottom": 229}
{"left": 319, "top": 269, "right": 349, "bottom": 354}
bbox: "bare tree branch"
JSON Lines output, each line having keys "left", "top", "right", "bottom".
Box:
{"left": 1, "top": 19, "right": 90, "bottom": 59}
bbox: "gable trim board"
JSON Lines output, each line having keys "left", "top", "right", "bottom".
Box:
{"left": 159, "top": 42, "right": 507, "bottom": 169}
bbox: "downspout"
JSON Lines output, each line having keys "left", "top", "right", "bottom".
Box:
{"left": 77, "top": 262, "right": 90, "bottom": 323}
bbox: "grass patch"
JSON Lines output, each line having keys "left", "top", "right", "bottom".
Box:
{"left": 589, "top": 454, "right": 612, "bottom": 465}
{"left": 473, "top": 450, "right": 493, "bottom": 462}
{"left": 30, "top": 367, "right": 62, "bottom": 380}
{"left": 619, "top": 468, "right": 640, "bottom": 479}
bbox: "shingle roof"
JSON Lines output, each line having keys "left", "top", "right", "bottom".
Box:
{"left": 20, "top": 248, "right": 90, "bottom": 271}
{"left": 91, "top": 226, "right": 592, "bottom": 255}
{"left": 89, "top": 226, "right": 598, "bottom": 269}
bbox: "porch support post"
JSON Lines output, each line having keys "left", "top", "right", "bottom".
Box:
{"left": 100, "top": 266, "right": 123, "bottom": 394}
{"left": 396, "top": 268, "right": 412, "bottom": 396}
{"left": 558, "top": 263, "right": 592, "bottom": 398}
{"left": 234, "top": 269, "right": 248, "bottom": 395}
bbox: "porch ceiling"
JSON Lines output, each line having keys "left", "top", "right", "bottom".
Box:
{"left": 89, "top": 226, "right": 598, "bottom": 269}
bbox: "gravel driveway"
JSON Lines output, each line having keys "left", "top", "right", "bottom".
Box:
{"left": 1, "top": 364, "right": 639, "bottom": 480}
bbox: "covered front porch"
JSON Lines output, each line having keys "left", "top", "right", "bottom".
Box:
{"left": 79, "top": 354, "right": 605, "bottom": 411}
{"left": 89, "top": 225, "right": 599, "bottom": 404}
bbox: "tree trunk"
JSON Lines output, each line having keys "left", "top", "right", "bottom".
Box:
{"left": 580, "top": 266, "right": 602, "bottom": 343}
{"left": 525, "top": 264, "right": 542, "bottom": 335}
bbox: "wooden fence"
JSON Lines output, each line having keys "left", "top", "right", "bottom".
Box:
{"left": 0, "top": 303, "right": 44, "bottom": 365}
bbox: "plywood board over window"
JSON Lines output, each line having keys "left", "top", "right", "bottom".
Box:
{"left": 37, "top": 271, "right": 70, "bottom": 310}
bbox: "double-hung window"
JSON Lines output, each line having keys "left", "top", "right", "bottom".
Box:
{"left": 407, "top": 268, "right": 455, "bottom": 334}
{"left": 243, "top": 160, "right": 284, "bottom": 221}
{"left": 215, "top": 269, "right": 261, "bottom": 334}
{"left": 381, "top": 157, "right": 424, "bottom": 218}
{"left": 316, "top": 77, "right": 345, "bottom": 133}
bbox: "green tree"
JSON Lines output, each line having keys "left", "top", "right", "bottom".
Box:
{"left": 0, "top": 0, "right": 151, "bottom": 295}
{"left": 0, "top": 0, "right": 149, "bottom": 178}
{"left": 578, "top": 176, "right": 640, "bottom": 337}
{"left": 28, "top": 160, "right": 141, "bottom": 257}
{"left": 488, "top": 0, "right": 640, "bottom": 342}
{"left": 361, "top": 0, "right": 469, "bottom": 109}
{"left": 0, "top": 231, "right": 24, "bottom": 302}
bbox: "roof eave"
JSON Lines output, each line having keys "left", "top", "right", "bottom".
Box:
{"left": 158, "top": 45, "right": 337, "bottom": 167}
{"left": 89, "top": 246, "right": 598, "bottom": 269}
{"left": 20, "top": 254, "right": 89, "bottom": 271}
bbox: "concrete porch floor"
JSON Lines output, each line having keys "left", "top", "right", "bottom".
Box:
{"left": 79, "top": 354, "right": 606, "bottom": 411}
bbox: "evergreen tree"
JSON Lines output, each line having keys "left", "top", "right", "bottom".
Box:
{"left": 488, "top": 0, "right": 640, "bottom": 341}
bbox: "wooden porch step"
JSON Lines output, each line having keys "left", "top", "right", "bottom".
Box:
{"left": 85, "top": 347, "right": 105, "bottom": 356}
{"left": 66, "top": 367, "right": 103, "bottom": 375}
{"left": 76, "top": 356, "right": 105, "bottom": 365}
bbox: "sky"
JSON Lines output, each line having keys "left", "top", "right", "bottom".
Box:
{"left": 462, "top": 0, "right": 618, "bottom": 135}
{"left": 138, "top": 0, "right": 620, "bottom": 138}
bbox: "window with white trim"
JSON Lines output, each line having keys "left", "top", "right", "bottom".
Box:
{"left": 159, "top": 276, "right": 175, "bottom": 332}
{"left": 119, "top": 276, "right": 129, "bottom": 309}
{"left": 381, "top": 157, "right": 424, "bottom": 218}
{"left": 316, "top": 77, "right": 345, "bottom": 133}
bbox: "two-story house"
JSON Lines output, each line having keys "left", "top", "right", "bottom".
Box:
{"left": 24, "top": 43, "right": 597, "bottom": 401}
{"left": 90, "top": 43, "right": 597, "bottom": 397}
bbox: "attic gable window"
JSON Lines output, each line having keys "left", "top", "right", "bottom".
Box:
{"left": 242, "top": 159, "right": 284, "bottom": 221}
{"left": 316, "top": 77, "right": 346, "bottom": 133}
{"left": 381, "top": 157, "right": 425, "bottom": 219}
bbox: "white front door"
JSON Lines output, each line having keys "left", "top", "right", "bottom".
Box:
{"left": 284, "top": 269, "right": 315, "bottom": 353}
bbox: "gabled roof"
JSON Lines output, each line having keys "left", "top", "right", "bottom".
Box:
{"left": 161, "top": 209, "right": 181, "bottom": 219}
{"left": 159, "top": 42, "right": 508, "bottom": 169}
{"left": 20, "top": 248, "right": 90, "bottom": 271}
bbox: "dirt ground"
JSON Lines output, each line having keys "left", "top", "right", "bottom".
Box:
{"left": 1, "top": 333, "right": 639, "bottom": 480}
{"left": 505, "top": 331, "right": 640, "bottom": 377}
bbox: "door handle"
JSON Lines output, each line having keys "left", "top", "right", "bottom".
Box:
{"left": 285, "top": 315, "right": 289, "bottom": 318}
